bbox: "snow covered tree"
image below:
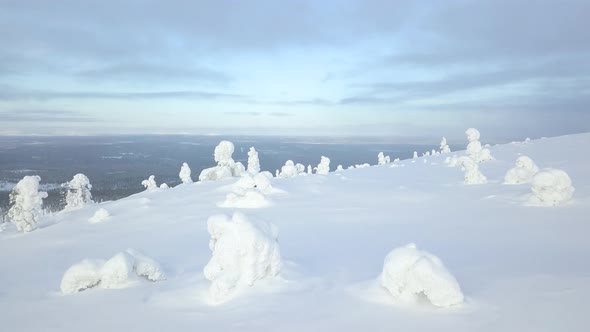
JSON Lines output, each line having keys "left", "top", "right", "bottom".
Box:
{"left": 63, "top": 173, "right": 93, "bottom": 210}
{"left": 307, "top": 165, "right": 312, "bottom": 174}
{"left": 413, "top": 151, "right": 418, "bottom": 159}
{"left": 316, "top": 156, "right": 331, "bottom": 175}
{"left": 247, "top": 147, "right": 260, "bottom": 174}
{"left": 279, "top": 160, "right": 299, "bottom": 178}
{"left": 465, "top": 128, "right": 493, "bottom": 162}
{"left": 458, "top": 157, "right": 487, "bottom": 185}
{"left": 8, "top": 175, "right": 48, "bottom": 232}
{"left": 440, "top": 137, "right": 451, "bottom": 153}
{"left": 141, "top": 175, "right": 157, "bottom": 190}
{"left": 199, "top": 140, "right": 244, "bottom": 181}
{"left": 179, "top": 162, "right": 193, "bottom": 184}
{"left": 378, "top": 152, "right": 391, "bottom": 165}
{"left": 214, "top": 140, "right": 235, "bottom": 166}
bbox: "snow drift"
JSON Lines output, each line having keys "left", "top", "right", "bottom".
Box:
{"left": 380, "top": 243, "right": 464, "bottom": 308}
{"left": 203, "top": 212, "right": 281, "bottom": 303}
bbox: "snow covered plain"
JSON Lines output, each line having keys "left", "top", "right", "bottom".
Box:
{"left": 1, "top": 133, "right": 589, "bottom": 331}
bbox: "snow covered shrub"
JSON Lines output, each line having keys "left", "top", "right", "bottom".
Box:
{"left": 63, "top": 173, "right": 93, "bottom": 210}
{"left": 179, "top": 162, "right": 193, "bottom": 183}
{"left": 89, "top": 208, "right": 110, "bottom": 223}
{"left": 8, "top": 175, "right": 48, "bottom": 232}
{"left": 504, "top": 156, "right": 539, "bottom": 184}
{"left": 459, "top": 157, "right": 487, "bottom": 185}
{"left": 296, "top": 163, "right": 306, "bottom": 174}
{"left": 141, "top": 175, "right": 157, "bottom": 190}
{"left": 100, "top": 252, "right": 136, "bottom": 289}
{"left": 529, "top": 169, "right": 574, "bottom": 206}
{"left": 316, "top": 156, "right": 331, "bottom": 175}
{"left": 60, "top": 259, "right": 104, "bottom": 294}
{"left": 247, "top": 147, "right": 260, "bottom": 174}
{"left": 60, "top": 249, "right": 164, "bottom": 294}
{"left": 307, "top": 165, "right": 312, "bottom": 174}
{"left": 159, "top": 183, "right": 169, "bottom": 189}
{"left": 378, "top": 152, "right": 391, "bottom": 165}
{"left": 336, "top": 165, "right": 344, "bottom": 172}
{"left": 279, "top": 160, "right": 299, "bottom": 178}
{"left": 465, "top": 128, "right": 493, "bottom": 162}
{"left": 380, "top": 243, "right": 464, "bottom": 307}
{"left": 126, "top": 248, "right": 166, "bottom": 281}
{"left": 413, "top": 151, "right": 418, "bottom": 159}
{"left": 203, "top": 212, "right": 281, "bottom": 302}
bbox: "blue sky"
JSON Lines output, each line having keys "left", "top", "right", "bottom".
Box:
{"left": 0, "top": 0, "right": 589, "bottom": 140}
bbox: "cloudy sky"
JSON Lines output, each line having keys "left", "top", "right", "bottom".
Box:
{"left": 0, "top": 0, "right": 588, "bottom": 140}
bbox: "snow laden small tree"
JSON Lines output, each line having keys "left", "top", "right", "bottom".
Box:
{"left": 440, "top": 137, "right": 451, "bottom": 154}
{"left": 378, "top": 152, "right": 391, "bottom": 165}
{"left": 316, "top": 156, "right": 331, "bottom": 175}
{"left": 465, "top": 128, "right": 493, "bottom": 162}
{"left": 63, "top": 173, "right": 93, "bottom": 210}
{"left": 413, "top": 151, "right": 418, "bottom": 159}
{"left": 458, "top": 157, "right": 487, "bottom": 185}
{"left": 179, "top": 162, "right": 193, "bottom": 184}
{"left": 141, "top": 175, "right": 157, "bottom": 190}
{"left": 214, "top": 140, "right": 235, "bottom": 166}
{"left": 247, "top": 147, "right": 260, "bottom": 174}
{"left": 8, "top": 175, "right": 48, "bottom": 232}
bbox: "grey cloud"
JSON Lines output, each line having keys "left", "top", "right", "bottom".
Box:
{"left": 0, "top": 109, "right": 96, "bottom": 122}
{"left": 76, "top": 62, "right": 232, "bottom": 85}
{"left": 222, "top": 111, "right": 294, "bottom": 117}
{"left": 0, "top": 86, "right": 245, "bottom": 101}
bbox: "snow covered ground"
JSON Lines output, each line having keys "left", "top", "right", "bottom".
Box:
{"left": 1, "top": 133, "right": 589, "bottom": 331}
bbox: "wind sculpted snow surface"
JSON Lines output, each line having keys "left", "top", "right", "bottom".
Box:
{"left": 1, "top": 133, "right": 590, "bottom": 331}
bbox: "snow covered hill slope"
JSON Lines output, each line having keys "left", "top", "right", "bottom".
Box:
{"left": 1, "top": 133, "right": 589, "bottom": 331}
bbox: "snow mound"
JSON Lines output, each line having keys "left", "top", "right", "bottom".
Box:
{"left": 380, "top": 243, "right": 464, "bottom": 308}
{"left": 203, "top": 212, "right": 281, "bottom": 303}
{"left": 279, "top": 160, "right": 299, "bottom": 178}
{"left": 219, "top": 173, "right": 274, "bottom": 208}
{"left": 529, "top": 169, "right": 575, "bottom": 206}
{"left": 504, "top": 156, "right": 539, "bottom": 184}
{"left": 60, "top": 250, "right": 165, "bottom": 294}
{"left": 89, "top": 208, "right": 110, "bottom": 223}
{"left": 60, "top": 259, "right": 104, "bottom": 294}
{"left": 220, "top": 190, "right": 270, "bottom": 209}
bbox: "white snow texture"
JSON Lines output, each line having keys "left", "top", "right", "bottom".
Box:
{"left": 7, "top": 175, "right": 48, "bottom": 232}
{"left": 529, "top": 169, "right": 574, "bottom": 206}
{"left": 203, "top": 212, "right": 281, "bottom": 302}
{"left": 380, "top": 243, "right": 464, "bottom": 308}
